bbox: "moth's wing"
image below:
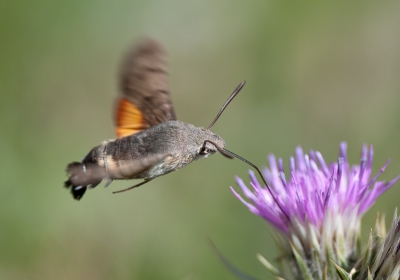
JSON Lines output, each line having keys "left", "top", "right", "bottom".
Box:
{"left": 115, "top": 38, "right": 177, "bottom": 138}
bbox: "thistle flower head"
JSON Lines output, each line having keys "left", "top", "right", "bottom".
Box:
{"left": 231, "top": 142, "right": 400, "bottom": 279}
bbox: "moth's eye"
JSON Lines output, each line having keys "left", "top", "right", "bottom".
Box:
{"left": 199, "top": 147, "right": 208, "bottom": 155}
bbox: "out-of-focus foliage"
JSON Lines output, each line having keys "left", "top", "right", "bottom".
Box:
{"left": 1, "top": 1, "right": 400, "bottom": 279}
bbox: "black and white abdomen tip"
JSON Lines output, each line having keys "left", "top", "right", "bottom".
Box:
{"left": 64, "top": 162, "right": 102, "bottom": 200}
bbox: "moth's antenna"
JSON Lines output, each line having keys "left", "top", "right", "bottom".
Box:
{"left": 207, "top": 80, "right": 246, "bottom": 130}
{"left": 223, "top": 148, "right": 290, "bottom": 222}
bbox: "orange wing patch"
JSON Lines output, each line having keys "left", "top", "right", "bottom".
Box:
{"left": 115, "top": 98, "right": 147, "bottom": 138}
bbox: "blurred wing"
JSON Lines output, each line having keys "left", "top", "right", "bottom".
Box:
{"left": 115, "top": 38, "right": 177, "bottom": 138}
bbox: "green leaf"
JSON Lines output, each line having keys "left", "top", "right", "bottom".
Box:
{"left": 291, "top": 243, "right": 314, "bottom": 280}
{"left": 325, "top": 237, "right": 338, "bottom": 279}
{"left": 367, "top": 268, "right": 373, "bottom": 280}
{"left": 322, "top": 264, "right": 328, "bottom": 280}
{"left": 335, "top": 216, "right": 347, "bottom": 267}
{"left": 359, "top": 230, "right": 373, "bottom": 277}
{"left": 256, "top": 253, "right": 281, "bottom": 276}
{"left": 309, "top": 224, "right": 323, "bottom": 279}
{"left": 331, "top": 260, "right": 352, "bottom": 280}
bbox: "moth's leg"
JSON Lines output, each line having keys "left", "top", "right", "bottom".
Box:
{"left": 112, "top": 178, "right": 154, "bottom": 194}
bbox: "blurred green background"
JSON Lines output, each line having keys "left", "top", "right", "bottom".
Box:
{"left": 1, "top": 1, "right": 400, "bottom": 279}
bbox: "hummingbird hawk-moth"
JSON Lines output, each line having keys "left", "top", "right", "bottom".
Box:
{"left": 64, "top": 38, "right": 246, "bottom": 200}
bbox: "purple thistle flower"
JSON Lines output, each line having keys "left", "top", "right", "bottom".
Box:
{"left": 231, "top": 142, "right": 400, "bottom": 279}
{"left": 232, "top": 142, "right": 399, "bottom": 233}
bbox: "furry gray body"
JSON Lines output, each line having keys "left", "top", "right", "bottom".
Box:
{"left": 85, "top": 120, "right": 225, "bottom": 180}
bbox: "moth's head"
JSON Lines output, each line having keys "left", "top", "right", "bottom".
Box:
{"left": 197, "top": 129, "right": 226, "bottom": 159}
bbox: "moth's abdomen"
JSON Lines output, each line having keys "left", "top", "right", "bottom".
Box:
{"left": 64, "top": 134, "right": 167, "bottom": 200}
{"left": 64, "top": 139, "right": 125, "bottom": 200}
{"left": 99, "top": 135, "right": 170, "bottom": 179}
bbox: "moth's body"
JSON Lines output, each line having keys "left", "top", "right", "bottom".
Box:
{"left": 65, "top": 118, "right": 226, "bottom": 199}
{"left": 81, "top": 120, "right": 224, "bottom": 182}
